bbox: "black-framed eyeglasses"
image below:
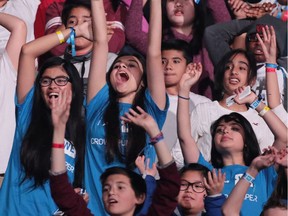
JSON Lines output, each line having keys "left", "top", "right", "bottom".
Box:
{"left": 39, "top": 76, "right": 71, "bottom": 87}
{"left": 180, "top": 180, "right": 206, "bottom": 193}
{"left": 247, "top": 34, "right": 264, "bottom": 42}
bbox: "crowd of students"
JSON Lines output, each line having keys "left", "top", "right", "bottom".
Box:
{"left": 0, "top": 0, "right": 287, "bottom": 215}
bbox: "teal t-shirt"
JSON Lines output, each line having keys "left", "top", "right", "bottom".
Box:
{"left": 198, "top": 153, "right": 277, "bottom": 216}
{"left": 84, "top": 84, "right": 168, "bottom": 215}
{"left": 0, "top": 87, "right": 76, "bottom": 215}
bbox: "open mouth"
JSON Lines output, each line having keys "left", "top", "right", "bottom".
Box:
{"left": 229, "top": 78, "right": 239, "bottom": 84}
{"left": 108, "top": 199, "right": 118, "bottom": 204}
{"left": 174, "top": 9, "right": 183, "bottom": 15}
{"left": 118, "top": 71, "right": 129, "bottom": 82}
{"left": 48, "top": 92, "right": 59, "bottom": 99}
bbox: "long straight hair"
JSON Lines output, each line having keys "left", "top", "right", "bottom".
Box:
{"left": 20, "top": 57, "right": 85, "bottom": 188}
{"left": 104, "top": 52, "right": 147, "bottom": 169}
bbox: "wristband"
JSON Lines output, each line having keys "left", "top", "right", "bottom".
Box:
{"left": 52, "top": 143, "right": 65, "bottom": 149}
{"left": 266, "top": 68, "right": 276, "bottom": 73}
{"left": 265, "top": 63, "right": 278, "bottom": 69}
{"left": 249, "top": 95, "right": 262, "bottom": 109}
{"left": 259, "top": 106, "right": 270, "bottom": 117}
{"left": 56, "top": 31, "right": 65, "bottom": 44}
{"left": 178, "top": 95, "right": 190, "bottom": 100}
{"left": 242, "top": 172, "right": 255, "bottom": 184}
{"left": 67, "top": 27, "right": 76, "bottom": 56}
{"left": 149, "top": 132, "right": 164, "bottom": 145}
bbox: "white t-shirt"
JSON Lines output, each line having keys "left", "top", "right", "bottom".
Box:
{"left": 0, "top": 51, "right": 17, "bottom": 173}
{"left": 0, "top": 0, "right": 40, "bottom": 54}
{"left": 191, "top": 101, "right": 275, "bottom": 161}
{"left": 162, "top": 92, "right": 210, "bottom": 169}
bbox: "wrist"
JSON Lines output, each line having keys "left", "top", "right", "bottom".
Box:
{"left": 249, "top": 95, "right": 262, "bottom": 109}
{"left": 246, "top": 166, "right": 259, "bottom": 177}
{"left": 149, "top": 131, "right": 164, "bottom": 145}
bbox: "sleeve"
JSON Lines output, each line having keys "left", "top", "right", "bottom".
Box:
{"left": 204, "top": 194, "right": 226, "bottom": 216}
{"left": 106, "top": 3, "right": 127, "bottom": 53}
{"left": 204, "top": 19, "right": 253, "bottom": 66}
{"left": 197, "top": 153, "right": 214, "bottom": 171}
{"left": 85, "top": 84, "right": 109, "bottom": 121}
{"left": 50, "top": 172, "right": 93, "bottom": 216}
{"left": 263, "top": 166, "right": 278, "bottom": 198}
{"left": 125, "top": 0, "right": 148, "bottom": 55}
{"left": 146, "top": 162, "right": 180, "bottom": 216}
{"left": 143, "top": 91, "right": 169, "bottom": 165}
{"left": 16, "top": 87, "right": 35, "bottom": 137}
{"left": 271, "top": 104, "right": 288, "bottom": 126}
{"left": 206, "top": 0, "right": 231, "bottom": 23}
{"left": 136, "top": 175, "right": 157, "bottom": 216}
{"left": 45, "top": 1, "right": 67, "bottom": 57}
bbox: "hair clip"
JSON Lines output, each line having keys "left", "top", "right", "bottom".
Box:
{"left": 194, "top": 0, "right": 200, "bottom": 4}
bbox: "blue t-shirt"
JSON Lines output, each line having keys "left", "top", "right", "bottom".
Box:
{"left": 0, "top": 87, "right": 76, "bottom": 216}
{"left": 198, "top": 154, "right": 277, "bottom": 216}
{"left": 84, "top": 84, "right": 168, "bottom": 215}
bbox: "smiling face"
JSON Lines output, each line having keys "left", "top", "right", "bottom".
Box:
{"left": 66, "top": 6, "right": 92, "bottom": 54}
{"left": 222, "top": 53, "right": 251, "bottom": 96}
{"left": 177, "top": 170, "right": 206, "bottom": 214}
{"left": 40, "top": 66, "right": 72, "bottom": 109}
{"left": 109, "top": 56, "right": 144, "bottom": 102}
{"left": 213, "top": 120, "right": 245, "bottom": 154}
{"left": 166, "top": 0, "right": 195, "bottom": 28}
{"left": 102, "top": 174, "right": 144, "bottom": 216}
{"left": 162, "top": 49, "right": 188, "bottom": 89}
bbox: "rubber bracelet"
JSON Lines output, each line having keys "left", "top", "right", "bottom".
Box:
{"left": 56, "top": 31, "right": 65, "bottom": 44}
{"left": 249, "top": 95, "right": 262, "bottom": 109}
{"left": 265, "top": 63, "right": 278, "bottom": 69}
{"left": 149, "top": 132, "right": 164, "bottom": 145}
{"left": 266, "top": 68, "right": 276, "bottom": 73}
{"left": 178, "top": 95, "right": 190, "bottom": 100}
{"left": 259, "top": 106, "right": 270, "bottom": 117}
{"left": 52, "top": 143, "right": 65, "bottom": 149}
{"left": 242, "top": 172, "right": 255, "bottom": 184}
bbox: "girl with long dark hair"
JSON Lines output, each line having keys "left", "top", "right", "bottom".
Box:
{"left": 0, "top": 22, "right": 90, "bottom": 215}
{"left": 84, "top": 0, "right": 167, "bottom": 214}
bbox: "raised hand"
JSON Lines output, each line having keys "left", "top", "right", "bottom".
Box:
{"left": 256, "top": 25, "right": 277, "bottom": 64}
{"left": 228, "top": 0, "right": 249, "bottom": 19}
{"left": 250, "top": 151, "right": 275, "bottom": 172}
{"left": 75, "top": 20, "right": 93, "bottom": 41}
{"left": 203, "top": 169, "right": 226, "bottom": 196}
{"left": 51, "top": 88, "right": 72, "bottom": 129}
{"left": 179, "top": 62, "right": 202, "bottom": 92}
{"left": 135, "top": 155, "right": 157, "bottom": 177}
{"left": 121, "top": 106, "right": 160, "bottom": 137}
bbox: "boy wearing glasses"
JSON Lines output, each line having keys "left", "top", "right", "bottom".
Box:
{"left": 173, "top": 163, "right": 226, "bottom": 216}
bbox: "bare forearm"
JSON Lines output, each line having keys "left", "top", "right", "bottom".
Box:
{"left": 51, "top": 125, "right": 66, "bottom": 174}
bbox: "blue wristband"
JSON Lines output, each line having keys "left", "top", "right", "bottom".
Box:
{"left": 250, "top": 95, "right": 262, "bottom": 109}
{"left": 66, "top": 27, "right": 76, "bottom": 56}
{"left": 242, "top": 173, "right": 255, "bottom": 184}
{"left": 265, "top": 63, "right": 278, "bottom": 69}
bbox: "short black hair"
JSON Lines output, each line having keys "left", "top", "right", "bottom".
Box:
{"left": 161, "top": 39, "right": 193, "bottom": 64}
{"left": 180, "top": 163, "right": 210, "bottom": 178}
{"left": 61, "top": 0, "right": 91, "bottom": 26}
